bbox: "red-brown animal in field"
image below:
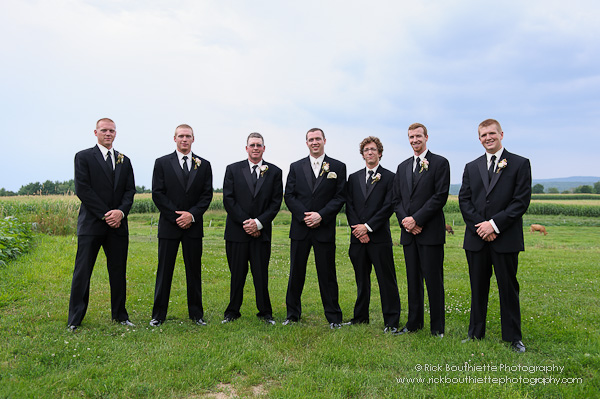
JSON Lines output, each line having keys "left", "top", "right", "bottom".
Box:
{"left": 530, "top": 224, "right": 548, "bottom": 235}
{"left": 445, "top": 224, "right": 454, "bottom": 235}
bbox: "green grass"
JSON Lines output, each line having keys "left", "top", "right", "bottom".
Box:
{"left": 1, "top": 212, "right": 599, "bottom": 398}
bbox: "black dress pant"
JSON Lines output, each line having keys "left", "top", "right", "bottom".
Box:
{"left": 68, "top": 233, "right": 129, "bottom": 326}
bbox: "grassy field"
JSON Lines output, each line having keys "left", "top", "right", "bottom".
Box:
{"left": 1, "top": 209, "right": 599, "bottom": 398}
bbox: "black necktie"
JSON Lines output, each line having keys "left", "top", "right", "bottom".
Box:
{"left": 106, "top": 152, "right": 114, "bottom": 181}
{"left": 182, "top": 156, "right": 189, "bottom": 186}
{"left": 488, "top": 155, "right": 496, "bottom": 182}
{"left": 413, "top": 157, "right": 420, "bottom": 186}
{"left": 252, "top": 165, "right": 259, "bottom": 187}
{"left": 367, "top": 170, "right": 373, "bottom": 189}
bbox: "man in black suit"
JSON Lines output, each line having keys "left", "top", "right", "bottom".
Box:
{"left": 68, "top": 118, "right": 136, "bottom": 331}
{"left": 345, "top": 136, "right": 401, "bottom": 332}
{"left": 283, "top": 128, "right": 346, "bottom": 328}
{"left": 222, "top": 132, "right": 283, "bottom": 325}
{"left": 393, "top": 123, "right": 450, "bottom": 337}
{"left": 150, "top": 124, "right": 213, "bottom": 327}
{"left": 459, "top": 118, "right": 531, "bottom": 352}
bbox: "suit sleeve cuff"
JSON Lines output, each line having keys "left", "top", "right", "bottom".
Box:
{"left": 364, "top": 223, "right": 373, "bottom": 233}
{"left": 254, "top": 218, "right": 263, "bottom": 230}
{"left": 489, "top": 219, "right": 499, "bottom": 234}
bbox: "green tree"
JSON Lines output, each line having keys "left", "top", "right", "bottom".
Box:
{"left": 532, "top": 184, "right": 544, "bottom": 194}
{"left": 594, "top": 181, "right": 600, "bottom": 194}
{"left": 547, "top": 187, "right": 559, "bottom": 194}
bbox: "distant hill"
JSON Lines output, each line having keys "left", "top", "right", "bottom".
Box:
{"left": 449, "top": 176, "right": 600, "bottom": 195}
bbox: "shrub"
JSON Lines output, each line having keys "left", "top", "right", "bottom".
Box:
{"left": 0, "top": 216, "right": 33, "bottom": 266}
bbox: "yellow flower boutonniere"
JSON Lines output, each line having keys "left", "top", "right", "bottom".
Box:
{"left": 320, "top": 162, "right": 330, "bottom": 177}
{"left": 419, "top": 158, "right": 429, "bottom": 173}
{"left": 371, "top": 172, "right": 381, "bottom": 184}
{"left": 192, "top": 157, "right": 202, "bottom": 169}
{"left": 260, "top": 165, "right": 269, "bottom": 177}
{"left": 116, "top": 153, "right": 124, "bottom": 165}
{"left": 496, "top": 158, "right": 507, "bottom": 173}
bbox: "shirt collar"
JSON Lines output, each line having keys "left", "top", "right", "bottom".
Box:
{"left": 486, "top": 147, "right": 504, "bottom": 163}
{"left": 176, "top": 150, "right": 192, "bottom": 162}
{"left": 248, "top": 159, "right": 263, "bottom": 170}
{"left": 97, "top": 143, "right": 113, "bottom": 159}
{"left": 413, "top": 149, "right": 428, "bottom": 161}
{"left": 366, "top": 164, "right": 379, "bottom": 175}
{"left": 310, "top": 154, "right": 325, "bottom": 165}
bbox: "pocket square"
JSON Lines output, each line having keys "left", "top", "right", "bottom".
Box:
{"left": 327, "top": 172, "right": 337, "bottom": 179}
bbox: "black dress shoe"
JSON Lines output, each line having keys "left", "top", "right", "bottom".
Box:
{"left": 384, "top": 326, "right": 399, "bottom": 334}
{"left": 261, "top": 316, "right": 276, "bottom": 325}
{"left": 68, "top": 325, "right": 78, "bottom": 332}
{"left": 329, "top": 322, "right": 342, "bottom": 329}
{"left": 282, "top": 318, "right": 297, "bottom": 326}
{"left": 195, "top": 318, "right": 207, "bottom": 326}
{"left": 221, "top": 316, "right": 238, "bottom": 324}
{"left": 149, "top": 319, "right": 163, "bottom": 327}
{"left": 511, "top": 340, "right": 526, "bottom": 353}
{"left": 431, "top": 331, "right": 444, "bottom": 338}
{"left": 119, "top": 320, "right": 135, "bottom": 327}
{"left": 392, "top": 327, "right": 412, "bottom": 335}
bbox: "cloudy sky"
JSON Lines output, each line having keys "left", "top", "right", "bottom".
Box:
{"left": 2, "top": 0, "right": 599, "bottom": 191}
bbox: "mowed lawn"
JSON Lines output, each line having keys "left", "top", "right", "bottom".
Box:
{"left": 1, "top": 211, "right": 599, "bottom": 398}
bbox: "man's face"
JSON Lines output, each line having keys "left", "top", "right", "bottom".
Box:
{"left": 306, "top": 130, "right": 326, "bottom": 158}
{"left": 95, "top": 120, "right": 117, "bottom": 149}
{"left": 362, "top": 142, "right": 380, "bottom": 168}
{"left": 408, "top": 127, "right": 428, "bottom": 155}
{"left": 174, "top": 127, "right": 194, "bottom": 154}
{"left": 246, "top": 137, "right": 265, "bottom": 163}
{"left": 478, "top": 124, "right": 503, "bottom": 154}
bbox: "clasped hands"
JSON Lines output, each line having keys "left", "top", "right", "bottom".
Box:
{"left": 475, "top": 220, "right": 497, "bottom": 242}
{"left": 175, "top": 211, "right": 194, "bottom": 229}
{"left": 402, "top": 216, "right": 422, "bottom": 235}
{"left": 304, "top": 212, "right": 322, "bottom": 229}
{"left": 351, "top": 223, "right": 370, "bottom": 243}
{"left": 104, "top": 210, "right": 123, "bottom": 228}
{"left": 243, "top": 219, "right": 261, "bottom": 238}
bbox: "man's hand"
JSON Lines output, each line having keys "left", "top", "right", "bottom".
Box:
{"left": 243, "top": 219, "right": 259, "bottom": 235}
{"left": 410, "top": 225, "right": 423, "bottom": 235}
{"left": 475, "top": 221, "right": 496, "bottom": 240}
{"left": 175, "top": 211, "right": 194, "bottom": 229}
{"left": 250, "top": 231, "right": 261, "bottom": 238}
{"left": 358, "top": 234, "right": 370, "bottom": 244}
{"left": 304, "top": 212, "right": 322, "bottom": 228}
{"left": 104, "top": 210, "right": 123, "bottom": 228}
{"left": 483, "top": 232, "right": 497, "bottom": 242}
{"left": 401, "top": 216, "right": 417, "bottom": 231}
{"left": 351, "top": 224, "right": 368, "bottom": 238}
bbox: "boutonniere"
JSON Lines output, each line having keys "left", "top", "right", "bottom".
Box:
{"left": 496, "top": 158, "right": 507, "bottom": 173}
{"left": 319, "top": 162, "right": 330, "bottom": 176}
{"left": 371, "top": 172, "right": 381, "bottom": 184}
{"left": 192, "top": 157, "right": 202, "bottom": 169}
{"left": 419, "top": 158, "right": 429, "bottom": 173}
{"left": 260, "top": 165, "right": 269, "bottom": 177}
{"left": 116, "top": 153, "right": 124, "bottom": 165}
{"left": 327, "top": 171, "right": 337, "bottom": 179}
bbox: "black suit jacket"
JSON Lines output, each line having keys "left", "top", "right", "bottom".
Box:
{"left": 152, "top": 151, "right": 213, "bottom": 239}
{"left": 74, "top": 146, "right": 135, "bottom": 236}
{"left": 284, "top": 155, "right": 346, "bottom": 243}
{"left": 223, "top": 160, "right": 283, "bottom": 242}
{"left": 393, "top": 151, "right": 450, "bottom": 246}
{"left": 459, "top": 149, "right": 531, "bottom": 253}
{"left": 346, "top": 166, "right": 394, "bottom": 244}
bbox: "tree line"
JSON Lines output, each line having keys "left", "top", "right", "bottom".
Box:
{"left": 0, "top": 180, "right": 152, "bottom": 196}
{"left": 532, "top": 182, "right": 600, "bottom": 194}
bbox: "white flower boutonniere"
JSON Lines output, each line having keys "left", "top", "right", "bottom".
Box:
{"left": 496, "top": 158, "right": 507, "bottom": 173}
{"left": 320, "top": 162, "right": 330, "bottom": 177}
{"left": 192, "top": 157, "right": 202, "bottom": 169}
{"left": 327, "top": 171, "right": 337, "bottom": 179}
{"left": 116, "top": 153, "right": 124, "bottom": 165}
{"left": 419, "top": 158, "right": 429, "bottom": 173}
{"left": 371, "top": 172, "right": 381, "bottom": 184}
{"left": 260, "top": 165, "right": 269, "bottom": 177}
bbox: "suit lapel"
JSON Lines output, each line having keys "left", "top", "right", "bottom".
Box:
{"left": 169, "top": 152, "right": 186, "bottom": 190}
{"left": 113, "top": 150, "right": 122, "bottom": 190}
{"left": 359, "top": 169, "right": 367, "bottom": 199}
{"left": 487, "top": 152, "right": 507, "bottom": 195}
{"left": 405, "top": 159, "right": 414, "bottom": 196}
{"left": 313, "top": 156, "right": 327, "bottom": 192}
{"left": 255, "top": 163, "right": 267, "bottom": 197}
{"left": 365, "top": 170, "right": 377, "bottom": 199}
{"left": 242, "top": 162, "right": 255, "bottom": 194}
{"left": 477, "top": 154, "right": 490, "bottom": 194}
{"left": 413, "top": 157, "right": 425, "bottom": 189}
{"left": 302, "top": 157, "right": 314, "bottom": 191}
{"left": 186, "top": 153, "right": 199, "bottom": 192}
{"left": 93, "top": 146, "right": 114, "bottom": 183}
